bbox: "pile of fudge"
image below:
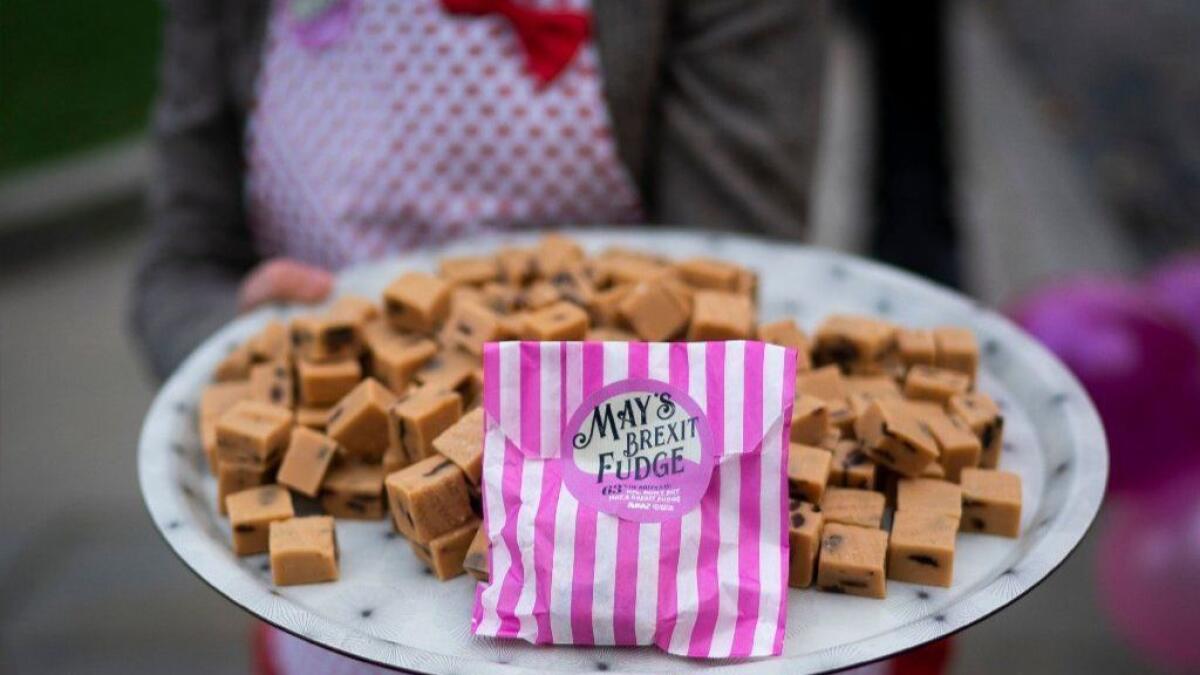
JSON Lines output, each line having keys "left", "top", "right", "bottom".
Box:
{"left": 198, "top": 234, "right": 1021, "bottom": 596}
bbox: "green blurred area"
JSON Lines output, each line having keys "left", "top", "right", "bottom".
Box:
{"left": 0, "top": 0, "right": 161, "bottom": 175}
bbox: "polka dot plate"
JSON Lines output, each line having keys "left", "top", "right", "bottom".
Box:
{"left": 139, "top": 229, "right": 1107, "bottom": 674}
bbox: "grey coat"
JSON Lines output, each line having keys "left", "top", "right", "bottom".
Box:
{"left": 132, "top": 0, "right": 827, "bottom": 379}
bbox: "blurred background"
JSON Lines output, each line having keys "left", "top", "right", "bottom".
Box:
{"left": 1, "top": 0, "right": 1197, "bottom": 672}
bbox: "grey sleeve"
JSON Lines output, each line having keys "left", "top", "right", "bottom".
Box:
{"left": 649, "top": 0, "right": 828, "bottom": 238}
{"left": 131, "top": 0, "right": 261, "bottom": 381}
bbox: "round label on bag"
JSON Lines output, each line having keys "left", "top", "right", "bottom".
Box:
{"left": 561, "top": 378, "right": 715, "bottom": 522}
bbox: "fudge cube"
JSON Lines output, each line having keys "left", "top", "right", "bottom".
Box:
{"left": 382, "top": 443, "right": 408, "bottom": 475}
{"left": 787, "top": 443, "right": 833, "bottom": 503}
{"left": 796, "top": 366, "right": 854, "bottom": 432}
{"left": 920, "top": 461, "right": 947, "bottom": 480}
{"left": 948, "top": 392, "right": 1004, "bottom": 469}
{"left": 674, "top": 257, "right": 743, "bottom": 291}
{"left": 439, "top": 255, "right": 499, "bottom": 286}
{"left": 215, "top": 343, "right": 253, "bottom": 381}
{"left": 586, "top": 327, "right": 638, "bottom": 342}
{"left": 516, "top": 281, "right": 562, "bottom": 311}
{"left": 320, "top": 461, "right": 386, "bottom": 520}
{"left": 524, "top": 301, "right": 589, "bottom": 341}
{"left": 904, "top": 365, "right": 971, "bottom": 403}
{"left": 269, "top": 516, "right": 339, "bottom": 586}
{"left": 362, "top": 320, "right": 438, "bottom": 394}
{"left": 817, "top": 523, "right": 888, "bottom": 598}
{"left": 276, "top": 427, "right": 339, "bottom": 498}
{"left": 546, "top": 264, "right": 596, "bottom": 308}
{"left": 597, "top": 253, "right": 668, "bottom": 286}
{"left": 328, "top": 294, "right": 378, "bottom": 323}
{"left": 227, "top": 485, "right": 295, "bottom": 555}
{"left": 687, "top": 291, "right": 755, "bottom": 341}
{"left": 497, "top": 246, "right": 536, "bottom": 285}
{"left": 896, "top": 328, "right": 936, "bottom": 368}
{"left": 295, "top": 405, "right": 331, "bottom": 430}
{"left": 934, "top": 326, "right": 979, "bottom": 382}
{"left": 385, "top": 456, "right": 474, "bottom": 543}
{"left": 248, "top": 320, "right": 292, "bottom": 364}
{"left": 535, "top": 234, "right": 586, "bottom": 278}
{"left": 788, "top": 500, "right": 824, "bottom": 588}
{"left": 384, "top": 272, "right": 452, "bottom": 334}
{"left": 432, "top": 407, "right": 486, "bottom": 485}
{"left": 821, "top": 487, "right": 886, "bottom": 529}
{"left": 216, "top": 460, "right": 273, "bottom": 516}
{"left": 896, "top": 478, "right": 962, "bottom": 521}
{"left": 855, "top": 399, "right": 940, "bottom": 477}
{"left": 618, "top": 280, "right": 690, "bottom": 341}
{"left": 587, "top": 284, "right": 633, "bottom": 328}
{"left": 326, "top": 378, "right": 397, "bottom": 461}
{"left": 829, "top": 440, "right": 877, "bottom": 489}
{"left": 757, "top": 319, "right": 812, "bottom": 371}
{"left": 463, "top": 525, "right": 489, "bottom": 582}
{"left": 960, "top": 468, "right": 1022, "bottom": 537}
{"left": 392, "top": 389, "right": 463, "bottom": 463}
{"left": 480, "top": 282, "right": 520, "bottom": 314}
{"left": 442, "top": 300, "right": 504, "bottom": 356}
{"left": 290, "top": 314, "right": 362, "bottom": 363}
{"left": 790, "top": 394, "right": 830, "bottom": 445}
{"left": 812, "top": 314, "right": 897, "bottom": 373}
{"left": 200, "top": 381, "right": 251, "bottom": 472}
{"left": 410, "top": 518, "right": 481, "bottom": 581}
{"left": 913, "top": 407, "right": 982, "bottom": 482}
{"left": 249, "top": 362, "right": 294, "bottom": 409}
{"left": 845, "top": 374, "right": 901, "bottom": 399}
{"left": 297, "top": 358, "right": 360, "bottom": 406}
{"left": 414, "top": 347, "right": 477, "bottom": 397}
{"left": 888, "top": 510, "right": 957, "bottom": 587}
{"left": 215, "top": 401, "right": 293, "bottom": 467}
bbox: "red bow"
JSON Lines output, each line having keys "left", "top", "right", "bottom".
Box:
{"left": 441, "top": 0, "right": 590, "bottom": 88}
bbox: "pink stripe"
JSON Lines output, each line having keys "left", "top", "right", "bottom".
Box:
{"left": 569, "top": 342, "right": 605, "bottom": 644}
{"left": 480, "top": 343, "right": 502, "bottom": 620}
{"left": 775, "top": 347, "right": 799, "bottom": 653}
{"left": 731, "top": 342, "right": 765, "bottom": 657}
{"left": 611, "top": 342, "right": 649, "bottom": 645}
{"left": 494, "top": 344, "right": 533, "bottom": 636}
{"left": 510, "top": 343, "right": 553, "bottom": 644}
{"left": 654, "top": 343, "right": 689, "bottom": 649}
{"left": 688, "top": 341, "right": 726, "bottom": 657}
{"left": 530, "top": 346, "right": 567, "bottom": 643}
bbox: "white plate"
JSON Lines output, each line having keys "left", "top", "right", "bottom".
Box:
{"left": 139, "top": 229, "right": 1107, "bottom": 674}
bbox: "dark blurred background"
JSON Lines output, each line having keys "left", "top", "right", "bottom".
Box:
{"left": 2, "top": 0, "right": 1196, "bottom": 672}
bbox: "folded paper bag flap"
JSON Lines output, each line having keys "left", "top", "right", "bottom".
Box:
{"left": 483, "top": 341, "right": 569, "bottom": 459}
{"left": 704, "top": 341, "right": 798, "bottom": 458}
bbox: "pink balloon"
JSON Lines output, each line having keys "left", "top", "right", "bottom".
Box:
{"left": 1008, "top": 277, "right": 1200, "bottom": 492}
{"left": 1097, "top": 469, "right": 1200, "bottom": 670}
{"left": 1146, "top": 252, "right": 1200, "bottom": 348}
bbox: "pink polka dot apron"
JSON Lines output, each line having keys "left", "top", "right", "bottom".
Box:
{"left": 245, "top": 0, "right": 643, "bottom": 271}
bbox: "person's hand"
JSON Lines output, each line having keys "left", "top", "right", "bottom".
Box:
{"left": 237, "top": 258, "right": 335, "bottom": 313}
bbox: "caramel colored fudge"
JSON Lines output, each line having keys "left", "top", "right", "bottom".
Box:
{"left": 687, "top": 291, "right": 755, "bottom": 341}
{"left": 896, "top": 328, "right": 937, "bottom": 368}
{"left": 535, "top": 234, "right": 586, "bottom": 278}
{"left": 813, "top": 315, "right": 897, "bottom": 373}
{"left": 439, "top": 255, "right": 499, "bottom": 286}
{"left": 904, "top": 365, "right": 971, "bottom": 403}
{"left": 248, "top": 320, "right": 292, "bottom": 364}
{"left": 888, "top": 510, "right": 957, "bottom": 587}
{"left": 934, "top": 326, "right": 979, "bottom": 381}
{"left": 215, "top": 343, "right": 253, "bottom": 381}
{"left": 960, "top": 468, "right": 1022, "bottom": 537}
{"left": 442, "top": 300, "right": 504, "bottom": 355}
{"left": 432, "top": 407, "right": 486, "bottom": 485}
{"left": 295, "top": 405, "right": 331, "bottom": 430}
{"left": 587, "top": 284, "right": 633, "bottom": 327}
{"left": 215, "top": 401, "right": 293, "bottom": 468}
{"left": 855, "top": 399, "right": 940, "bottom": 477}
{"left": 524, "top": 300, "right": 589, "bottom": 341}
{"left": 586, "top": 327, "right": 637, "bottom": 342}
{"left": 200, "top": 381, "right": 251, "bottom": 472}
{"left": 320, "top": 462, "right": 386, "bottom": 520}
{"left": 675, "top": 257, "right": 742, "bottom": 291}
{"left": 384, "top": 272, "right": 452, "bottom": 334}
{"left": 329, "top": 294, "right": 378, "bottom": 323}
{"left": 496, "top": 246, "right": 535, "bottom": 285}
{"left": 788, "top": 500, "right": 824, "bottom": 588}
{"left": 250, "top": 362, "right": 294, "bottom": 409}
{"left": 326, "top": 378, "right": 397, "bottom": 461}
{"left": 821, "top": 487, "right": 886, "bottom": 529}
{"left": 829, "top": 440, "right": 877, "bottom": 489}
{"left": 392, "top": 389, "right": 463, "bottom": 463}
{"left": 757, "top": 319, "right": 812, "bottom": 371}
{"left": 618, "top": 280, "right": 690, "bottom": 341}
{"left": 845, "top": 374, "right": 901, "bottom": 400}
{"left": 896, "top": 478, "right": 963, "bottom": 521}
{"left": 411, "top": 518, "right": 480, "bottom": 581}
{"left": 413, "top": 346, "right": 476, "bottom": 395}
{"left": 290, "top": 314, "right": 362, "bottom": 364}
{"left": 227, "top": 485, "right": 295, "bottom": 555}
{"left": 790, "top": 394, "right": 830, "bottom": 445}
{"left": 787, "top": 444, "right": 832, "bottom": 503}
{"left": 913, "top": 408, "right": 982, "bottom": 482}
{"left": 297, "top": 359, "right": 361, "bottom": 406}
{"left": 217, "top": 460, "right": 273, "bottom": 516}
{"left": 276, "top": 427, "right": 339, "bottom": 498}
{"left": 517, "top": 281, "right": 562, "bottom": 311}
{"left": 546, "top": 265, "right": 596, "bottom": 308}
{"left": 463, "top": 525, "right": 489, "bottom": 582}
{"left": 362, "top": 320, "right": 438, "bottom": 394}
{"left": 817, "top": 523, "right": 888, "bottom": 598}
{"left": 796, "top": 365, "right": 854, "bottom": 431}
{"left": 948, "top": 392, "right": 1004, "bottom": 469}
{"left": 385, "top": 456, "right": 474, "bottom": 543}
{"left": 269, "top": 516, "right": 339, "bottom": 586}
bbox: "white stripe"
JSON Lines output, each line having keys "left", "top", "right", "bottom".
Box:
{"left": 511, "top": 455, "right": 544, "bottom": 638}
{"left": 669, "top": 342, "right": 709, "bottom": 653}
{"left": 549, "top": 342, "right": 584, "bottom": 642}
{"left": 753, "top": 344, "right": 787, "bottom": 654}
{"left": 631, "top": 342, "right": 672, "bottom": 643}
{"left": 709, "top": 341, "right": 746, "bottom": 656}
{"left": 540, "top": 343, "right": 562, "bottom": 459}
{"left": 590, "top": 342, "right": 629, "bottom": 644}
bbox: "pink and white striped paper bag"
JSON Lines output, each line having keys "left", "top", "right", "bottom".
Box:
{"left": 472, "top": 340, "right": 798, "bottom": 658}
